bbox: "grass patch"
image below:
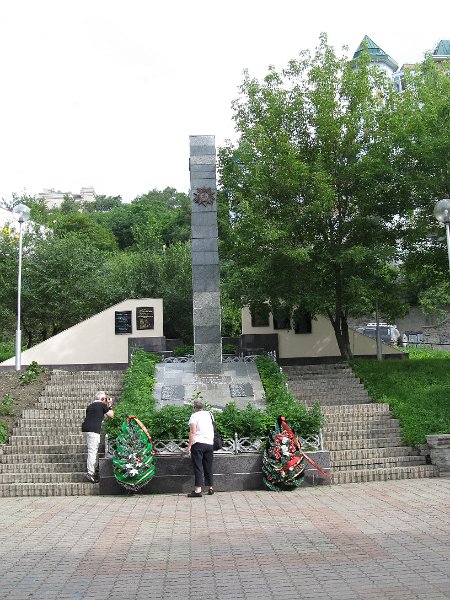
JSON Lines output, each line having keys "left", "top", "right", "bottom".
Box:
{"left": 351, "top": 348, "right": 450, "bottom": 446}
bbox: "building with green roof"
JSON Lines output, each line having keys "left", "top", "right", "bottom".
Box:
{"left": 432, "top": 39, "right": 450, "bottom": 61}
{"left": 353, "top": 35, "right": 399, "bottom": 74}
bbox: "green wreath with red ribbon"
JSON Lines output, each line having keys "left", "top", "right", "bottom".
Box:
{"left": 262, "top": 416, "right": 330, "bottom": 491}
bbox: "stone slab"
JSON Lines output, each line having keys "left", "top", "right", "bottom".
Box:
{"left": 192, "top": 291, "right": 221, "bottom": 309}
{"left": 229, "top": 382, "right": 254, "bottom": 397}
{"left": 191, "top": 178, "right": 217, "bottom": 189}
{"left": 189, "top": 135, "right": 215, "bottom": 146}
{"left": 190, "top": 145, "right": 216, "bottom": 156}
{"left": 191, "top": 212, "right": 219, "bottom": 227}
{"left": 192, "top": 238, "right": 219, "bottom": 252}
{"left": 194, "top": 326, "right": 222, "bottom": 344}
{"left": 191, "top": 224, "right": 218, "bottom": 239}
{"left": 189, "top": 156, "right": 216, "bottom": 165}
{"left": 193, "top": 308, "right": 221, "bottom": 327}
{"left": 189, "top": 164, "right": 216, "bottom": 174}
{"left": 192, "top": 265, "right": 220, "bottom": 293}
{"left": 161, "top": 385, "right": 185, "bottom": 401}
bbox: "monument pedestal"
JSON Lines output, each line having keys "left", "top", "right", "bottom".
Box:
{"left": 154, "top": 359, "right": 265, "bottom": 409}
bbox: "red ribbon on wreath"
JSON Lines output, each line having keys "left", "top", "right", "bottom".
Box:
{"left": 279, "top": 416, "right": 331, "bottom": 477}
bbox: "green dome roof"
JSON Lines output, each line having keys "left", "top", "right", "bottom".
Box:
{"left": 353, "top": 35, "right": 398, "bottom": 71}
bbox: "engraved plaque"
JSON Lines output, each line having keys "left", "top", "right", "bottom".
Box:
{"left": 115, "top": 310, "right": 132, "bottom": 334}
{"left": 136, "top": 306, "right": 154, "bottom": 330}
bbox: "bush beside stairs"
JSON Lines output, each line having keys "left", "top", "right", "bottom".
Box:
{"left": 283, "top": 363, "right": 439, "bottom": 484}
{"left": 0, "top": 370, "right": 124, "bottom": 497}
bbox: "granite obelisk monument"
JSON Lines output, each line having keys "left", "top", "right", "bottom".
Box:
{"left": 189, "top": 135, "right": 222, "bottom": 374}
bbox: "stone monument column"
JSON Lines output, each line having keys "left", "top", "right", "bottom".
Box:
{"left": 189, "top": 135, "right": 222, "bottom": 374}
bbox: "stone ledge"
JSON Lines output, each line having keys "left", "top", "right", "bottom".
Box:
{"left": 99, "top": 451, "right": 331, "bottom": 495}
{"left": 426, "top": 434, "right": 450, "bottom": 475}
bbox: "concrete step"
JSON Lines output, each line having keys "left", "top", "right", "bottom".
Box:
{"left": 14, "top": 417, "right": 84, "bottom": 427}
{"left": 0, "top": 452, "right": 86, "bottom": 464}
{"left": 323, "top": 418, "right": 401, "bottom": 430}
{"left": 10, "top": 434, "right": 84, "bottom": 446}
{"left": 323, "top": 427, "right": 402, "bottom": 440}
{"left": 0, "top": 482, "right": 99, "bottom": 497}
{"left": 330, "top": 446, "right": 421, "bottom": 461}
{"left": 320, "top": 404, "right": 391, "bottom": 416}
{"left": 283, "top": 364, "right": 349, "bottom": 373}
{"left": 41, "top": 389, "right": 123, "bottom": 397}
{"left": 332, "top": 465, "right": 439, "bottom": 484}
{"left": 22, "top": 409, "right": 85, "bottom": 419}
{"left": 3, "top": 443, "right": 86, "bottom": 455}
{"left": 0, "top": 471, "right": 87, "bottom": 484}
{"left": 331, "top": 455, "right": 428, "bottom": 470}
{"left": 301, "top": 398, "right": 373, "bottom": 407}
{"left": 36, "top": 401, "right": 102, "bottom": 409}
{"left": 0, "top": 461, "right": 85, "bottom": 473}
{"left": 326, "top": 436, "right": 405, "bottom": 451}
{"left": 13, "top": 425, "right": 84, "bottom": 435}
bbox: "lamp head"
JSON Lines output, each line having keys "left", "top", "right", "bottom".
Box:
{"left": 434, "top": 199, "right": 450, "bottom": 224}
{"left": 12, "top": 204, "right": 31, "bottom": 224}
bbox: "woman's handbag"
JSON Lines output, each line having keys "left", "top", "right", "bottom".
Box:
{"left": 209, "top": 412, "right": 224, "bottom": 451}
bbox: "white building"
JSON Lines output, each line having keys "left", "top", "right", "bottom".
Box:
{"left": 354, "top": 36, "right": 450, "bottom": 92}
{"left": 37, "top": 186, "right": 96, "bottom": 209}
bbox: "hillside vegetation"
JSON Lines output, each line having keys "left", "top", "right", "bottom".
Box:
{"left": 351, "top": 348, "right": 450, "bottom": 446}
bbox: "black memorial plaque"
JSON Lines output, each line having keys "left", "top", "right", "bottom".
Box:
{"left": 136, "top": 306, "right": 154, "bottom": 330}
{"left": 115, "top": 310, "right": 132, "bottom": 334}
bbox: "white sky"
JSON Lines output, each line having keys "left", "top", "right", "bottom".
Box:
{"left": 0, "top": 0, "right": 448, "bottom": 203}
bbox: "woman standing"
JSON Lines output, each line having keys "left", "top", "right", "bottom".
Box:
{"left": 186, "top": 399, "right": 214, "bottom": 497}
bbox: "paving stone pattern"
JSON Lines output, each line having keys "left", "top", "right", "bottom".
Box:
{"left": 283, "top": 363, "right": 439, "bottom": 484}
{"left": 0, "top": 479, "right": 449, "bottom": 599}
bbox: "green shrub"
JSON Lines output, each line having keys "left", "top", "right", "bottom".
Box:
{"left": 104, "top": 350, "right": 161, "bottom": 441}
{"left": 0, "top": 394, "right": 15, "bottom": 416}
{"left": 173, "top": 344, "right": 194, "bottom": 357}
{"left": 222, "top": 343, "right": 238, "bottom": 355}
{"left": 0, "top": 340, "right": 15, "bottom": 362}
{"left": 19, "top": 361, "right": 45, "bottom": 385}
{"left": 0, "top": 421, "right": 8, "bottom": 444}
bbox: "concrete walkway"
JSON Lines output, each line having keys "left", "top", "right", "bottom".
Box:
{"left": 0, "top": 479, "right": 449, "bottom": 600}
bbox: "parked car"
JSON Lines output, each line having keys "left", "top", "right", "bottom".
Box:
{"left": 362, "top": 324, "right": 401, "bottom": 345}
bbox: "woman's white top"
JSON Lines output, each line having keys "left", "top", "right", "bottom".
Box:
{"left": 189, "top": 410, "right": 214, "bottom": 445}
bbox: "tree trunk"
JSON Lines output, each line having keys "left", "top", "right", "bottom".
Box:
{"left": 327, "top": 310, "right": 353, "bottom": 360}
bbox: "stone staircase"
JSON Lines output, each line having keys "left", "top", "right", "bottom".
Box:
{"left": 283, "top": 363, "right": 439, "bottom": 484}
{"left": 0, "top": 370, "right": 124, "bottom": 497}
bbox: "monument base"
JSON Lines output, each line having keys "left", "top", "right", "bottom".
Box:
{"left": 154, "top": 359, "right": 265, "bottom": 409}
{"left": 99, "top": 451, "right": 331, "bottom": 495}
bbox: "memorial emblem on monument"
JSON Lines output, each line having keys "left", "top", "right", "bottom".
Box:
{"left": 193, "top": 187, "right": 215, "bottom": 207}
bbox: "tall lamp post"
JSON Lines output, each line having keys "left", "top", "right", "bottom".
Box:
{"left": 12, "top": 203, "right": 30, "bottom": 371}
{"left": 433, "top": 198, "right": 450, "bottom": 272}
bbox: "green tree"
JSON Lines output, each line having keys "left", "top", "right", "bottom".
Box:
{"left": 21, "top": 233, "right": 108, "bottom": 345}
{"left": 52, "top": 212, "right": 118, "bottom": 252}
{"left": 219, "top": 34, "right": 410, "bottom": 358}
{"left": 391, "top": 57, "right": 450, "bottom": 317}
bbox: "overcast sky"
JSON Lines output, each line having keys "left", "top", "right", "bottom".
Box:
{"left": 0, "top": 0, "right": 448, "bottom": 203}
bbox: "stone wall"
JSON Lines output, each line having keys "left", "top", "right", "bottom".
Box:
{"left": 99, "top": 451, "right": 331, "bottom": 495}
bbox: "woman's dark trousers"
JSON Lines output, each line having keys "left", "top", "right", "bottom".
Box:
{"left": 190, "top": 442, "right": 214, "bottom": 487}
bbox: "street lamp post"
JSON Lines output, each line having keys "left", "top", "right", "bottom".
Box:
{"left": 12, "top": 204, "right": 30, "bottom": 371}
{"left": 433, "top": 198, "right": 450, "bottom": 272}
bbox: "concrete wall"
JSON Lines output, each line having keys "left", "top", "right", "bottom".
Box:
{"left": 241, "top": 307, "right": 403, "bottom": 359}
{"left": 1, "top": 298, "right": 164, "bottom": 369}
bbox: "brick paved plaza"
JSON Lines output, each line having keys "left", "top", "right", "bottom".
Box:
{"left": 0, "top": 479, "right": 449, "bottom": 600}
